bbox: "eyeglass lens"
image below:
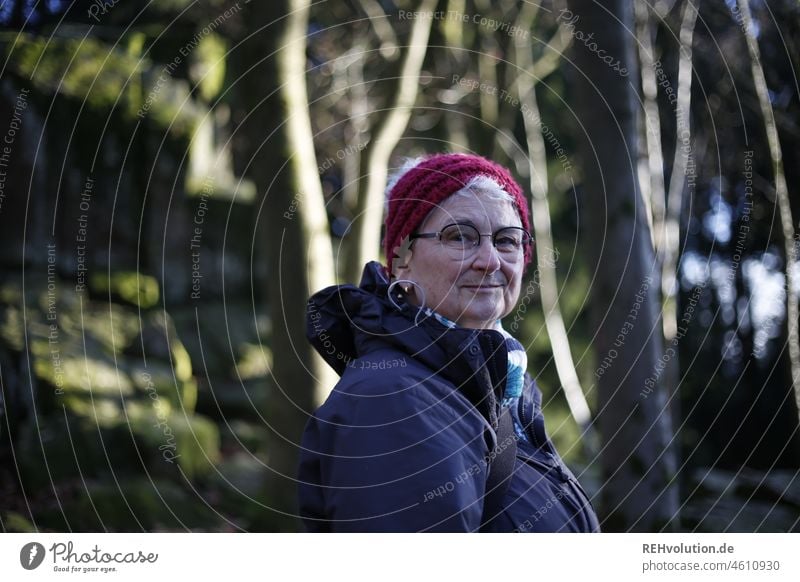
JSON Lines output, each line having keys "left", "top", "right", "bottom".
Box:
{"left": 439, "top": 224, "right": 529, "bottom": 255}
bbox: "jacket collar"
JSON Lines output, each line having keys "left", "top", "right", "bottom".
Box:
{"left": 306, "top": 261, "right": 508, "bottom": 423}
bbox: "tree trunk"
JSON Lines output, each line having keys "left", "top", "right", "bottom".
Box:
{"left": 567, "top": 0, "right": 679, "bottom": 531}
{"left": 236, "top": 0, "right": 337, "bottom": 530}
{"left": 512, "top": 2, "right": 596, "bottom": 455}
{"left": 345, "top": 0, "right": 437, "bottom": 284}
{"left": 737, "top": 0, "right": 800, "bottom": 423}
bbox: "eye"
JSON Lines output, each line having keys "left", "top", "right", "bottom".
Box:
{"left": 441, "top": 224, "right": 479, "bottom": 245}
{"left": 494, "top": 229, "right": 522, "bottom": 250}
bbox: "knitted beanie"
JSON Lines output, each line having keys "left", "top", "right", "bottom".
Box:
{"left": 383, "top": 153, "right": 532, "bottom": 275}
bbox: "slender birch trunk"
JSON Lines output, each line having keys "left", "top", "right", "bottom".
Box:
{"left": 736, "top": 0, "right": 800, "bottom": 421}
{"left": 512, "top": 2, "right": 596, "bottom": 455}
{"left": 345, "top": 0, "right": 438, "bottom": 283}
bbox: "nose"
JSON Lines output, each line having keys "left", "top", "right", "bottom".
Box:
{"left": 470, "top": 236, "right": 502, "bottom": 272}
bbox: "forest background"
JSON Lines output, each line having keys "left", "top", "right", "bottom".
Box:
{"left": 0, "top": 0, "right": 799, "bottom": 532}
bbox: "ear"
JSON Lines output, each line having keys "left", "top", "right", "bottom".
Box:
{"left": 391, "top": 235, "right": 414, "bottom": 279}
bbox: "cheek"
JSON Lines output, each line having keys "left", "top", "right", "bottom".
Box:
{"left": 409, "top": 257, "right": 461, "bottom": 302}
{"left": 506, "top": 266, "right": 523, "bottom": 296}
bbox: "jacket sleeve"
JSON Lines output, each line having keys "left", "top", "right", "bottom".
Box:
{"left": 298, "top": 372, "right": 491, "bottom": 532}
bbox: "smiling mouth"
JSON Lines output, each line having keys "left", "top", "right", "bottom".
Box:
{"left": 463, "top": 284, "right": 503, "bottom": 290}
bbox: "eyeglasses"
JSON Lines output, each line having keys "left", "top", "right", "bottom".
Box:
{"left": 410, "top": 223, "right": 532, "bottom": 259}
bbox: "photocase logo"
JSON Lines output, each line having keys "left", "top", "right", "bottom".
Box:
{"left": 20, "top": 542, "right": 46, "bottom": 570}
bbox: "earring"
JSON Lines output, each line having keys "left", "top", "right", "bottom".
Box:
{"left": 387, "top": 279, "right": 427, "bottom": 325}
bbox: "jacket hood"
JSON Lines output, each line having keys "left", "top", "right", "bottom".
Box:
{"left": 306, "top": 261, "right": 509, "bottom": 420}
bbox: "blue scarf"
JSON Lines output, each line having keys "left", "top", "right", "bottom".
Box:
{"left": 421, "top": 307, "right": 530, "bottom": 442}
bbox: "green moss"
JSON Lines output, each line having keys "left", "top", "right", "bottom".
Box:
{"left": 6, "top": 34, "right": 148, "bottom": 113}
{"left": 16, "top": 413, "right": 142, "bottom": 491}
{"left": 90, "top": 272, "right": 160, "bottom": 309}
{"left": 128, "top": 408, "right": 220, "bottom": 480}
{"left": 4, "top": 33, "right": 203, "bottom": 137}
{"left": 2, "top": 512, "right": 37, "bottom": 533}
{"left": 0, "top": 282, "right": 22, "bottom": 305}
{"left": 172, "top": 340, "right": 192, "bottom": 383}
{"left": 170, "top": 412, "right": 220, "bottom": 479}
{"left": 193, "top": 33, "right": 227, "bottom": 101}
{"left": 34, "top": 352, "right": 134, "bottom": 397}
{"left": 0, "top": 305, "right": 24, "bottom": 351}
{"left": 60, "top": 395, "right": 124, "bottom": 428}
{"left": 129, "top": 362, "right": 179, "bottom": 408}
{"left": 172, "top": 341, "right": 197, "bottom": 412}
{"left": 61, "top": 478, "right": 222, "bottom": 531}
{"left": 61, "top": 302, "right": 142, "bottom": 354}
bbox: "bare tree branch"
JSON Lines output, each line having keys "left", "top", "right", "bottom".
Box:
{"left": 634, "top": 0, "right": 667, "bottom": 256}
{"left": 531, "top": 24, "right": 573, "bottom": 80}
{"left": 663, "top": 0, "right": 697, "bottom": 347}
{"left": 356, "top": 0, "right": 399, "bottom": 59}
{"left": 345, "top": 0, "right": 438, "bottom": 283}
{"left": 512, "top": 2, "right": 596, "bottom": 454}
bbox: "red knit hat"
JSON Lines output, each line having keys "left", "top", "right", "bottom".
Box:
{"left": 383, "top": 153, "right": 532, "bottom": 275}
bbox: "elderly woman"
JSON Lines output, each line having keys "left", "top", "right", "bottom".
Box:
{"left": 298, "top": 153, "right": 599, "bottom": 532}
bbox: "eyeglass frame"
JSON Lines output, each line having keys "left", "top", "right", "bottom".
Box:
{"left": 409, "top": 222, "right": 533, "bottom": 259}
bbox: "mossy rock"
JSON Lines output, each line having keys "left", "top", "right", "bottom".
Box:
{"left": 0, "top": 303, "right": 25, "bottom": 351}
{"left": 90, "top": 271, "right": 160, "bottom": 309}
{"left": 171, "top": 303, "right": 271, "bottom": 380}
{"left": 129, "top": 360, "right": 194, "bottom": 412}
{"left": 2, "top": 511, "right": 37, "bottom": 533}
{"left": 220, "top": 419, "right": 270, "bottom": 456}
{"left": 125, "top": 310, "right": 198, "bottom": 414}
{"left": 58, "top": 301, "right": 142, "bottom": 355}
{"left": 191, "top": 33, "right": 227, "bottom": 102}
{"left": 127, "top": 408, "right": 220, "bottom": 481}
{"left": 684, "top": 468, "right": 800, "bottom": 532}
{"left": 56, "top": 478, "right": 223, "bottom": 531}
{"left": 196, "top": 377, "right": 268, "bottom": 421}
{"left": 15, "top": 413, "right": 143, "bottom": 492}
{"left": 210, "top": 451, "right": 269, "bottom": 500}
{"left": 30, "top": 332, "right": 135, "bottom": 408}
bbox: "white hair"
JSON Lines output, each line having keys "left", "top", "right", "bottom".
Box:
{"left": 385, "top": 157, "right": 426, "bottom": 197}
{"left": 385, "top": 158, "right": 514, "bottom": 211}
{"left": 452, "top": 175, "right": 515, "bottom": 204}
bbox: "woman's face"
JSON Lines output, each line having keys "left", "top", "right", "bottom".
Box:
{"left": 400, "top": 190, "right": 525, "bottom": 329}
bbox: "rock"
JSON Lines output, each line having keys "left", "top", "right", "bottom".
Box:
{"left": 196, "top": 377, "right": 268, "bottom": 421}
{"left": 127, "top": 406, "right": 220, "bottom": 481}
{"left": 57, "top": 478, "right": 223, "bottom": 531}
{"left": 90, "top": 271, "right": 159, "bottom": 309}
{"left": 124, "top": 311, "right": 198, "bottom": 414}
{"left": 15, "top": 412, "right": 142, "bottom": 492}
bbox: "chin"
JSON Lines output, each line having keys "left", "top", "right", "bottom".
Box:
{"left": 460, "top": 311, "right": 503, "bottom": 329}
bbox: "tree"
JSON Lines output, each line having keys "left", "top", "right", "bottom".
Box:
{"left": 235, "top": 0, "right": 336, "bottom": 529}
{"left": 737, "top": 0, "right": 800, "bottom": 423}
{"left": 511, "top": 1, "right": 595, "bottom": 455}
{"left": 567, "top": 0, "right": 679, "bottom": 531}
{"left": 344, "top": 0, "right": 438, "bottom": 283}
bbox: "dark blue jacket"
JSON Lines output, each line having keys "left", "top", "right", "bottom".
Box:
{"left": 298, "top": 262, "right": 600, "bottom": 532}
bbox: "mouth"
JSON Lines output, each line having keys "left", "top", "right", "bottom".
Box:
{"left": 462, "top": 283, "right": 504, "bottom": 291}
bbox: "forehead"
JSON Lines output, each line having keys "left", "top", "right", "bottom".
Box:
{"left": 422, "top": 189, "right": 522, "bottom": 229}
